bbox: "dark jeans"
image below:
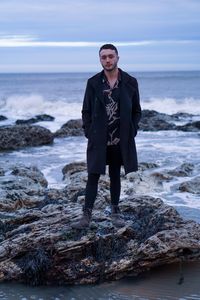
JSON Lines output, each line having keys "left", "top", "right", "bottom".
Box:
{"left": 84, "top": 145, "right": 122, "bottom": 209}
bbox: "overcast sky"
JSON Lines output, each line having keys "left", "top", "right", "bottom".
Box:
{"left": 0, "top": 0, "right": 199, "bottom": 72}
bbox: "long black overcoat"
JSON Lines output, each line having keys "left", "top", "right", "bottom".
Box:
{"left": 82, "top": 69, "right": 141, "bottom": 175}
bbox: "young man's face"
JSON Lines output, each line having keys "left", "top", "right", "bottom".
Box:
{"left": 99, "top": 49, "right": 119, "bottom": 72}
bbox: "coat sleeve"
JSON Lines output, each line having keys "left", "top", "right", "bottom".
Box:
{"left": 132, "top": 79, "right": 142, "bottom": 135}
{"left": 81, "top": 80, "right": 93, "bottom": 138}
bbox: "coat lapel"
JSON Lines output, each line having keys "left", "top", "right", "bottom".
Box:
{"left": 92, "top": 72, "right": 105, "bottom": 106}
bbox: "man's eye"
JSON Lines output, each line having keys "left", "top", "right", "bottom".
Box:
{"left": 101, "top": 55, "right": 115, "bottom": 60}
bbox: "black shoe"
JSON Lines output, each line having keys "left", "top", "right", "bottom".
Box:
{"left": 71, "top": 207, "right": 92, "bottom": 229}
{"left": 111, "top": 205, "right": 125, "bottom": 227}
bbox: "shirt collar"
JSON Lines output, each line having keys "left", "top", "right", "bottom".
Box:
{"left": 101, "top": 69, "right": 121, "bottom": 83}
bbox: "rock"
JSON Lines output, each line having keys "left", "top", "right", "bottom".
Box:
{"left": 11, "top": 165, "right": 48, "bottom": 188}
{"left": 177, "top": 121, "right": 200, "bottom": 132}
{"left": 168, "top": 163, "right": 195, "bottom": 177}
{"left": 62, "top": 161, "right": 87, "bottom": 178}
{"left": 16, "top": 114, "right": 55, "bottom": 125}
{"left": 0, "top": 193, "right": 199, "bottom": 285}
{"left": 0, "top": 125, "right": 54, "bottom": 151}
{"left": 51, "top": 111, "right": 200, "bottom": 138}
{"left": 171, "top": 112, "right": 194, "bottom": 120}
{"left": 138, "top": 162, "right": 159, "bottom": 171}
{"left": 178, "top": 176, "right": 200, "bottom": 194}
{"left": 0, "top": 115, "right": 7, "bottom": 121}
{"left": 0, "top": 163, "right": 200, "bottom": 286}
{"left": 54, "top": 119, "right": 84, "bottom": 137}
{"left": 0, "top": 165, "right": 49, "bottom": 212}
{"left": 139, "top": 110, "right": 176, "bottom": 131}
{"left": 140, "top": 110, "right": 200, "bottom": 132}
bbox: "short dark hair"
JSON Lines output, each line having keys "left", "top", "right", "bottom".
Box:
{"left": 99, "top": 44, "right": 118, "bottom": 55}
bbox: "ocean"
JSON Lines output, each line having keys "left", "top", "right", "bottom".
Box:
{"left": 0, "top": 71, "right": 200, "bottom": 299}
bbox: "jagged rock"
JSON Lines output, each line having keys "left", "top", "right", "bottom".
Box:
{"left": 54, "top": 119, "right": 84, "bottom": 137}
{"left": 139, "top": 110, "right": 176, "bottom": 131}
{"left": 0, "top": 125, "right": 54, "bottom": 151}
{"left": 177, "top": 121, "right": 200, "bottom": 132}
{"left": 0, "top": 165, "right": 49, "bottom": 211}
{"left": 138, "top": 162, "right": 159, "bottom": 171}
{"left": 0, "top": 194, "right": 199, "bottom": 285}
{"left": 178, "top": 176, "right": 200, "bottom": 194}
{"left": 171, "top": 112, "right": 194, "bottom": 120}
{"left": 0, "top": 115, "right": 7, "bottom": 121}
{"left": 52, "top": 110, "right": 200, "bottom": 138}
{"left": 0, "top": 163, "right": 200, "bottom": 286}
{"left": 62, "top": 161, "right": 87, "bottom": 178}
{"left": 11, "top": 166, "right": 48, "bottom": 188}
{"left": 168, "top": 163, "right": 195, "bottom": 177}
{"left": 16, "top": 114, "right": 55, "bottom": 125}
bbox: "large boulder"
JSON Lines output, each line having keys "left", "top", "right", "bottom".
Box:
{"left": 177, "top": 121, "right": 200, "bottom": 132}
{"left": 54, "top": 119, "right": 84, "bottom": 138}
{"left": 0, "top": 125, "right": 54, "bottom": 151}
{"left": 139, "top": 110, "right": 176, "bottom": 131}
{"left": 16, "top": 114, "right": 55, "bottom": 125}
{"left": 178, "top": 176, "right": 200, "bottom": 194}
{"left": 0, "top": 163, "right": 200, "bottom": 286}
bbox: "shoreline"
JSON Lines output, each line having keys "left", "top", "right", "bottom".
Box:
{"left": 0, "top": 261, "right": 200, "bottom": 299}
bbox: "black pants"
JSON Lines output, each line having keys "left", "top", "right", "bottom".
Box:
{"left": 84, "top": 145, "right": 122, "bottom": 209}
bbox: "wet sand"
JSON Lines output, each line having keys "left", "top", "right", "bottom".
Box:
{"left": 0, "top": 261, "right": 200, "bottom": 299}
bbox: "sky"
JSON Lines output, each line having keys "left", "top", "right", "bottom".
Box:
{"left": 0, "top": 0, "right": 200, "bottom": 72}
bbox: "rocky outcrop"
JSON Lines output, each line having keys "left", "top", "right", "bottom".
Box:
{"left": 0, "top": 115, "right": 7, "bottom": 121}
{"left": 0, "top": 163, "right": 199, "bottom": 286}
{"left": 177, "top": 121, "right": 200, "bottom": 132}
{"left": 16, "top": 114, "right": 55, "bottom": 125}
{"left": 54, "top": 110, "right": 200, "bottom": 137}
{"left": 54, "top": 119, "right": 84, "bottom": 138}
{"left": 178, "top": 176, "right": 200, "bottom": 194}
{"left": 139, "top": 110, "right": 176, "bottom": 131}
{"left": 0, "top": 125, "right": 54, "bottom": 151}
{"left": 140, "top": 110, "right": 200, "bottom": 131}
{"left": 167, "top": 163, "right": 195, "bottom": 177}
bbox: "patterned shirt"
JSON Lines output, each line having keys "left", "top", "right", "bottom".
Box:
{"left": 102, "top": 71, "right": 121, "bottom": 146}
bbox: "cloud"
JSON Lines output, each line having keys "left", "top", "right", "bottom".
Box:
{"left": 0, "top": 35, "right": 199, "bottom": 48}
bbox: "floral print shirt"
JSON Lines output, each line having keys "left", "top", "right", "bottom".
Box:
{"left": 102, "top": 71, "right": 121, "bottom": 146}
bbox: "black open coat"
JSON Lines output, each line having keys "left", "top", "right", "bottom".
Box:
{"left": 82, "top": 69, "right": 141, "bottom": 175}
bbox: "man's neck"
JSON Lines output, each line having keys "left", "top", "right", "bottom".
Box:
{"left": 104, "top": 67, "right": 119, "bottom": 81}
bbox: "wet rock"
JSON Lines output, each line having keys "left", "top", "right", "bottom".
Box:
{"left": 0, "top": 115, "right": 7, "bottom": 121}
{"left": 52, "top": 111, "right": 200, "bottom": 138}
{"left": 171, "top": 112, "right": 194, "bottom": 120}
{"left": 168, "top": 163, "right": 195, "bottom": 177}
{"left": 0, "top": 163, "right": 200, "bottom": 286}
{"left": 150, "top": 172, "right": 173, "bottom": 181}
{"left": 54, "top": 119, "right": 84, "bottom": 137}
{"left": 62, "top": 161, "right": 87, "bottom": 178}
{"left": 0, "top": 165, "right": 49, "bottom": 211}
{"left": 138, "top": 162, "right": 159, "bottom": 171}
{"left": 16, "top": 114, "right": 55, "bottom": 125}
{"left": 177, "top": 121, "right": 200, "bottom": 132}
{"left": 178, "top": 176, "right": 200, "bottom": 194}
{"left": 11, "top": 166, "right": 48, "bottom": 188}
{"left": 139, "top": 110, "right": 176, "bottom": 131}
{"left": 0, "top": 193, "right": 199, "bottom": 285}
{"left": 0, "top": 125, "right": 54, "bottom": 151}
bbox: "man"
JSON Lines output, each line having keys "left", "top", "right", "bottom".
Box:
{"left": 72, "top": 44, "right": 141, "bottom": 229}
